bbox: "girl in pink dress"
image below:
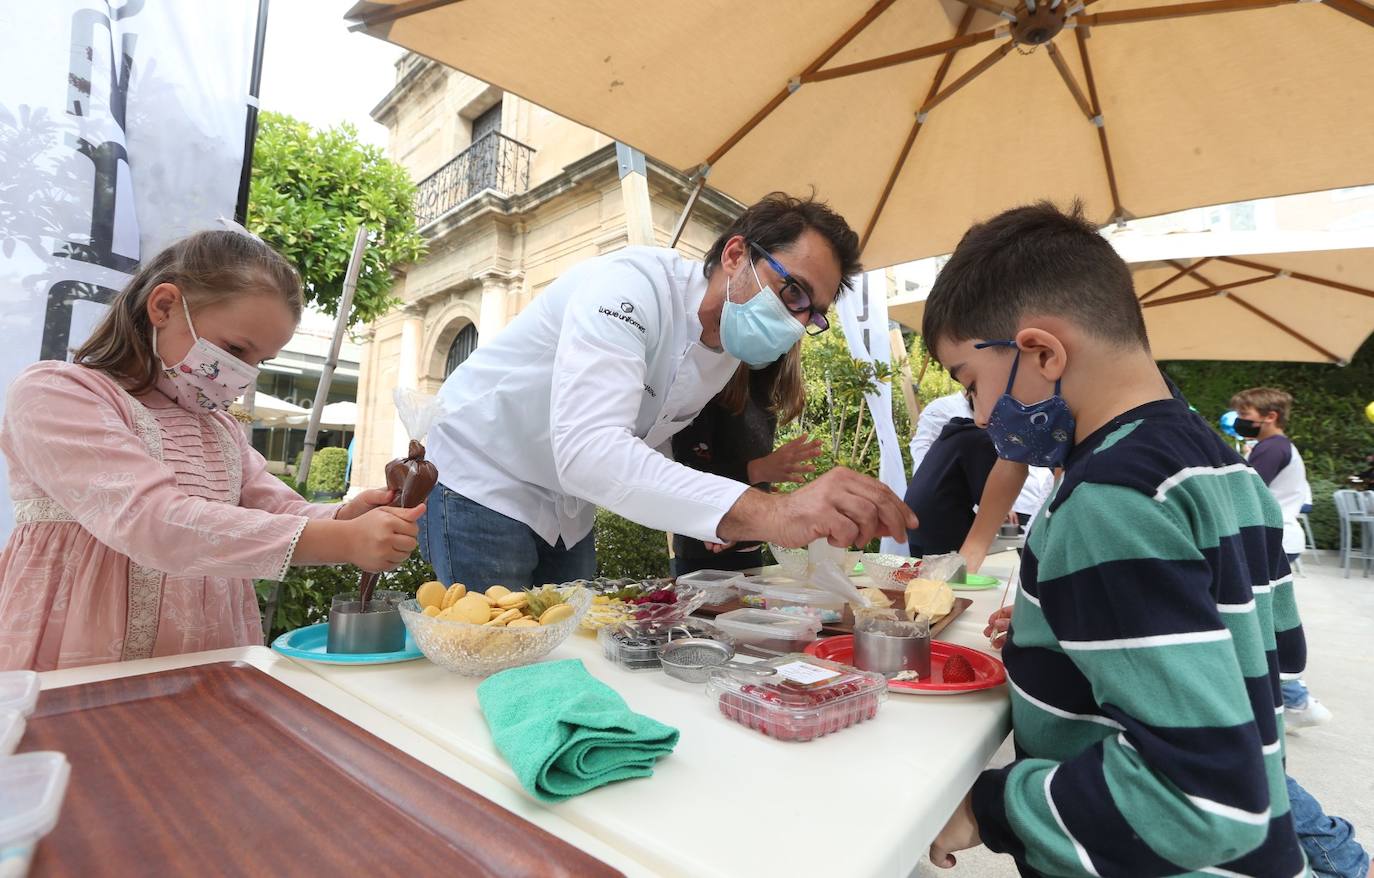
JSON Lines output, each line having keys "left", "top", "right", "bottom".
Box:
{"left": 0, "top": 230, "right": 425, "bottom": 671}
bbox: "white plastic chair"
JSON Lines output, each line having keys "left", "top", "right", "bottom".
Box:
{"left": 1334, "top": 490, "right": 1374, "bottom": 578}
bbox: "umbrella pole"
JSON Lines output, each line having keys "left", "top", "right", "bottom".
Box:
{"left": 669, "top": 173, "right": 708, "bottom": 249}
{"left": 296, "top": 226, "right": 368, "bottom": 491}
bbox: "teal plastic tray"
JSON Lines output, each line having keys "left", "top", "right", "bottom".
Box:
{"left": 271, "top": 622, "right": 423, "bottom": 665}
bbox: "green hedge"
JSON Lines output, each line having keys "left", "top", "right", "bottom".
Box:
{"left": 594, "top": 508, "right": 669, "bottom": 579}
{"left": 305, "top": 447, "right": 349, "bottom": 496}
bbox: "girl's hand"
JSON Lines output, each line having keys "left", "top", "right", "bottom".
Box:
{"left": 747, "top": 434, "right": 823, "bottom": 485}
{"left": 984, "top": 605, "right": 1013, "bottom": 649}
{"left": 347, "top": 504, "right": 424, "bottom": 572}
{"left": 335, "top": 488, "right": 396, "bottom": 521}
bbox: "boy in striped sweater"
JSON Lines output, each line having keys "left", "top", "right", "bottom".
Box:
{"left": 921, "top": 202, "right": 1312, "bottom": 876}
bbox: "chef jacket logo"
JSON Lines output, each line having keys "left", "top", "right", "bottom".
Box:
{"left": 597, "top": 303, "right": 647, "bottom": 334}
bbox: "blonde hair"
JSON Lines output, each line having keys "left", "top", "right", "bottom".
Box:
{"left": 1229, "top": 386, "right": 1293, "bottom": 428}
{"left": 74, "top": 230, "right": 303, "bottom": 394}
{"left": 718, "top": 343, "right": 805, "bottom": 425}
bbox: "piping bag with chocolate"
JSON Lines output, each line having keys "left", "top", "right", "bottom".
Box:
{"left": 357, "top": 390, "right": 443, "bottom": 608}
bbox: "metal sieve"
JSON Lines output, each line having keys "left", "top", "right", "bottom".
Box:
{"left": 658, "top": 638, "right": 776, "bottom": 684}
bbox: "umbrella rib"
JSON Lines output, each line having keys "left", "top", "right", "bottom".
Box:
{"left": 1138, "top": 257, "right": 1214, "bottom": 302}
{"left": 703, "top": 0, "right": 899, "bottom": 168}
{"left": 1142, "top": 271, "right": 1279, "bottom": 307}
{"left": 1044, "top": 42, "right": 1094, "bottom": 120}
{"left": 1325, "top": 0, "right": 1374, "bottom": 28}
{"left": 801, "top": 28, "right": 1003, "bottom": 84}
{"left": 349, "top": 0, "right": 467, "bottom": 30}
{"left": 1074, "top": 26, "right": 1125, "bottom": 224}
{"left": 1080, "top": 0, "right": 1296, "bottom": 27}
{"left": 859, "top": 6, "right": 977, "bottom": 252}
{"left": 920, "top": 42, "right": 1016, "bottom": 114}
{"left": 950, "top": 0, "right": 1020, "bottom": 20}
{"left": 1216, "top": 255, "right": 1374, "bottom": 299}
{"left": 1224, "top": 294, "right": 1343, "bottom": 363}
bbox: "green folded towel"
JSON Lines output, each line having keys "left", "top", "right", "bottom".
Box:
{"left": 477, "top": 658, "right": 679, "bottom": 802}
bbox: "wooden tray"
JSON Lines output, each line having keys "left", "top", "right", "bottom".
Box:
{"left": 19, "top": 661, "right": 621, "bottom": 877}
{"left": 697, "top": 590, "right": 973, "bottom": 639}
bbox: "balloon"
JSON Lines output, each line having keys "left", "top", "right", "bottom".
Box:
{"left": 1220, "top": 410, "right": 1240, "bottom": 439}
{"left": 1366, "top": 401, "right": 1374, "bottom": 424}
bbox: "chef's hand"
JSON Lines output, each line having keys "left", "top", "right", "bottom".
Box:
{"left": 770, "top": 467, "right": 916, "bottom": 548}
{"left": 984, "top": 605, "right": 1014, "bottom": 650}
{"left": 335, "top": 488, "right": 397, "bottom": 521}
{"left": 347, "top": 504, "right": 424, "bottom": 572}
{"left": 705, "top": 541, "right": 738, "bottom": 553}
{"left": 929, "top": 793, "right": 981, "bottom": 869}
{"left": 747, "top": 434, "right": 823, "bottom": 485}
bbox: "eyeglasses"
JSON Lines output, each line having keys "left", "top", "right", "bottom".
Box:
{"left": 748, "top": 241, "right": 829, "bottom": 336}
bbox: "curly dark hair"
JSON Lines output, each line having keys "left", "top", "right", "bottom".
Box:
{"left": 922, "top": 200, "right": 1148, "bottom": 357}
{"left": 703, "top": 192, "right": 861, "bottom": 295}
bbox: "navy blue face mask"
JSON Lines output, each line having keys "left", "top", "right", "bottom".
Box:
{"left": 975, "top": 340, "right": 1076, "bottom": 468}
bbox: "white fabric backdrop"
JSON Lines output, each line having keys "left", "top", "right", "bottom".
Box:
{"left": 0, "top": 0, "right": 258, "bottom": 538}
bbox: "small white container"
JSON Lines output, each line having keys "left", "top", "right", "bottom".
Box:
{"left": 0, "top": 673, "right": 39, "bottom": 719}
{"left": 0, "top": 713, "right": 23, "bottom": 758}
{"left": 673, "top": 569, "right": 742, "bottom": 605}
{"left": 711, "top": 608, "right": 821, "bottom": 653}
{"left": 0, "top": 751, "right": 71, "bottom": 878}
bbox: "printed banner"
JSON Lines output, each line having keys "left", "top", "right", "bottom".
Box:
{"left": 0, "top": 0, "right": 258, "bottom": 537}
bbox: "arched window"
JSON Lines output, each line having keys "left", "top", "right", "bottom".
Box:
{"left": 444, "top": 324, "right": 479, "bottom": 377}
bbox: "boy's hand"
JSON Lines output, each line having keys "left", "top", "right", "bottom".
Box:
{"left": 347, "top": 504, "right": 424, "bottom": 571}
{"left": 984, "top": 605, "right": 1014, "bottom": 649}
{"left": 335, "top": 488, "right": 396, "bottom": 521}
{"left": 930, "top": 793, "right": 981, "bottom": 868}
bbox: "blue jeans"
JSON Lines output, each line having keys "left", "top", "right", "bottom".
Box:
{"left": 1284, "top": 679, "right": 1312, "bottom": 708}
{"left": 418, "top": 483, "right": 595, "bottom": 592}
{"left": 1289, "top": 776, "right": 1369, "bottom": 878}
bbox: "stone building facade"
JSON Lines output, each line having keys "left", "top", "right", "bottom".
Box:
{"left": 350, "top": 54, "right": 738, "bottom": 489}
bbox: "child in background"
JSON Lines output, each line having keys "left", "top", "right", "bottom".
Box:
{"left": 0, "top": 230, "right": 423, "bottom": 671}
{"left": 1231, "top": 387, "right": 1332, "bottom": 728}
{"left": 922, "top": 202, "right": 1354, "bottom": 876}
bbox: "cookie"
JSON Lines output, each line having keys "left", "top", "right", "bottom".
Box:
{"left": 496, "top": 592, "right": 529, "bottom": 610}
{"left": 485, "top": 585, "right": 511, "bottom": 601}
{"left": 441, "top": 583, "right": 467, "bottom": 609}
{"left": 417, "top": 580, "right": 447, "bottom": 610}
{"left": 507, "top": 617, "right": 540, "bottom": 629}
{"left": 538, "top": 603, "right": 575, "bottom": 626}
{"left": 484, "top": 608, "right": 523, "bottom": 627}
{"left": 422, "top": 605, "right": 441, "bottom": 618}
{"left": 452, "top": 592, "right": 493, "bottom": 624}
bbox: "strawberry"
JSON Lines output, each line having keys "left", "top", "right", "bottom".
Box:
{"left": 942, "top": 654, "right": 977, "bottom": 684}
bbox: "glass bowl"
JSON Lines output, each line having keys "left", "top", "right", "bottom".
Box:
{"left": 861, "top": 553, "right": 922, "bottom": 589}
{"left": 399, "top": 586, "right": 591, "bottom": 676}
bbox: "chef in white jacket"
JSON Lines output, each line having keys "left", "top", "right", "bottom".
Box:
{"left": 421, "top": 194, "right": 916, "bottom": 590}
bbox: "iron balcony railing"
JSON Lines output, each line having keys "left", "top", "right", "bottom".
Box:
{"left": 413, "top": 132, "right": 533, "bottom": 228}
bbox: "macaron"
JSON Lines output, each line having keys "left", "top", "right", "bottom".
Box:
{"left": 485, "top": 585, "right": 512, "bottom": 601}
{"left": 507, "top": 617, "right": 540, "bottom": 629}
{"left": 422, "top": 605, "right": 441, "bottom": 618}
{"left": 496, "top": 592, "right": 529, "bottom": 610}
{"left": 484, "top": 608, "right": 523, "bottom": 627}
{"left": 441, "top": 583, "right": 467, "bottom": 609}
{"left": 538, "top": 604, "right": 575, "bottom": 626}
{"left": 417, "top": 580, "right": 447, "bottom": 610}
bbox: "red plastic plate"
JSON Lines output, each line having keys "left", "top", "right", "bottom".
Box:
{"left": 805, "top": 636, "right": 1006, "bottom": 696}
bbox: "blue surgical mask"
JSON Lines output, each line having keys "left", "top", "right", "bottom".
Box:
{"left": 976, "top": 340, "right": 1075, "bottom": 468}
{"left": 720, "top": 259, "right": 805, "bottom": 367}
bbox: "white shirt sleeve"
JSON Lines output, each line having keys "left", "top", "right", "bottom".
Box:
{"left": 548, "top": 263, "right": 749, "bottom": 544}
{"left": 909, "top": 393, "right": 969, "bottom": 476}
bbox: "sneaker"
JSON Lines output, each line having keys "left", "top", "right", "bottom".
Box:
{"left": 1286, "top": 697, "right": 1333, "bottom": 730}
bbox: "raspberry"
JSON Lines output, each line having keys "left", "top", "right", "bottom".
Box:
{"left": 942, "top": 654, "right": 977, "bottom": 684}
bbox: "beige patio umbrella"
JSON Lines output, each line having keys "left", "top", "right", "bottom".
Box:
{"left": 347, "top": 0, "right": 1374, "bottom": 269}
{"left": 888, "top": 230, "right": 1374, "bottom": 363}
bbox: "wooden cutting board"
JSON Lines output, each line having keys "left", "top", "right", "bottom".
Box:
{"left": 697, "top": 590, "right": 973, "bottom": 640}
{"left": 19, "top": 661, "right": 622, "bottom": 877}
